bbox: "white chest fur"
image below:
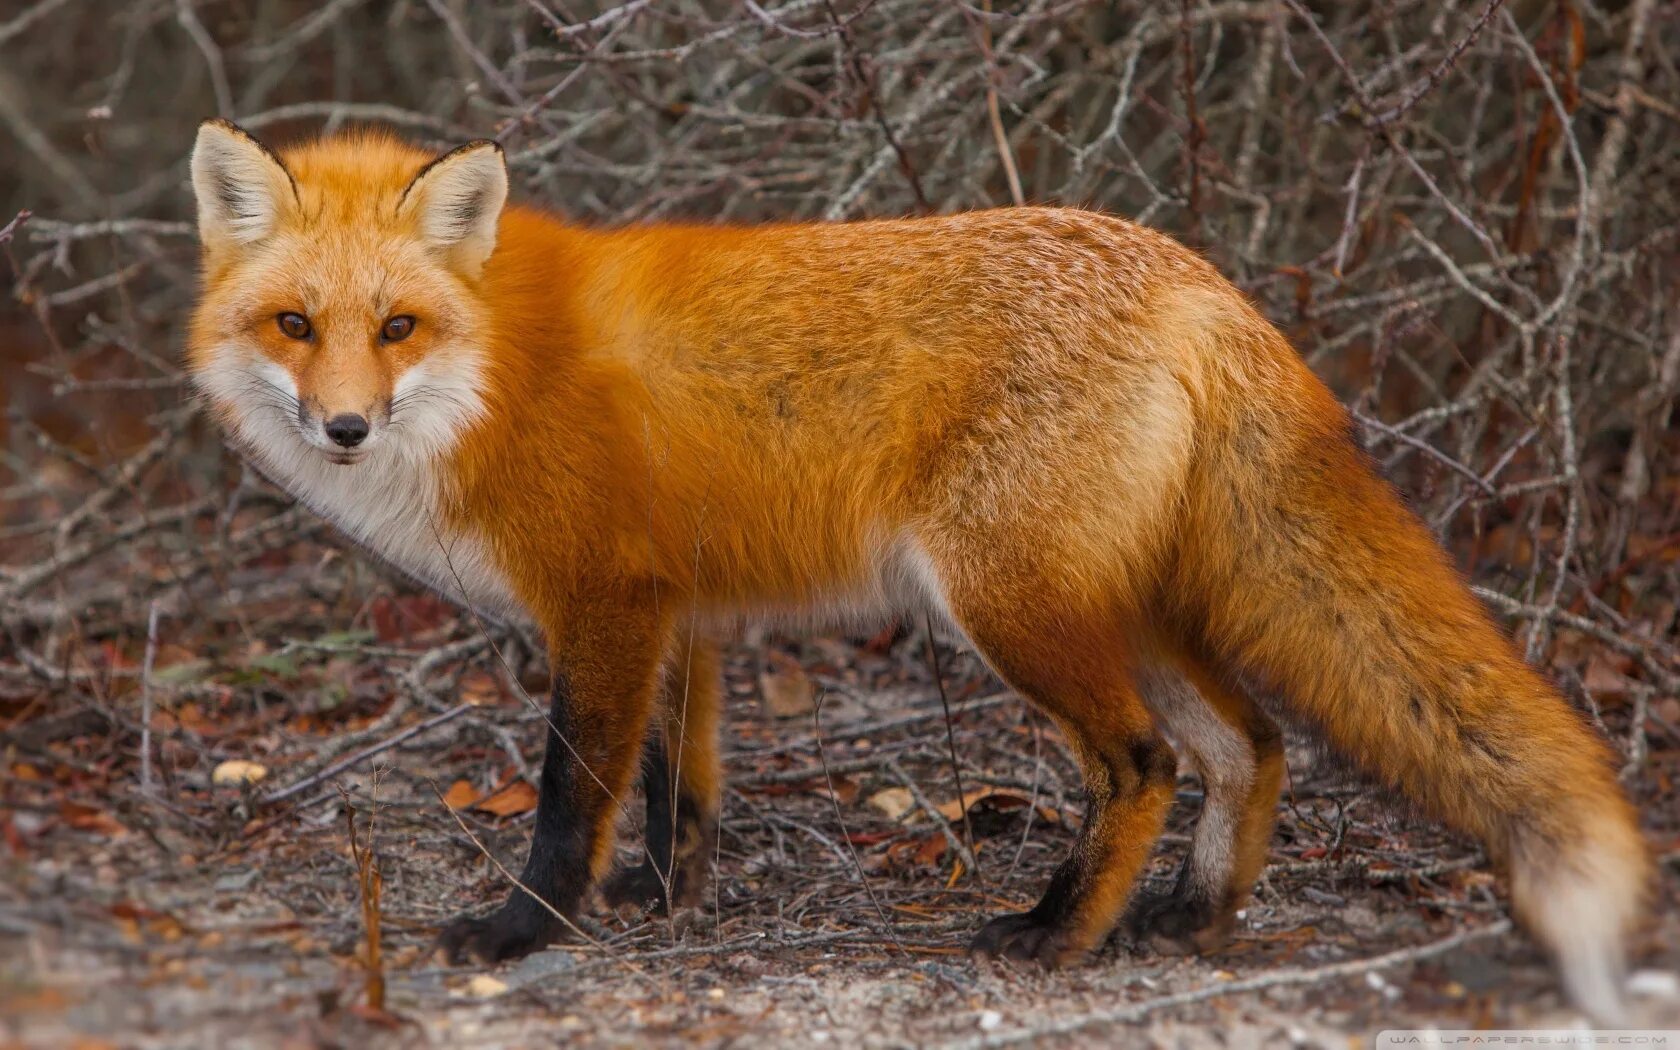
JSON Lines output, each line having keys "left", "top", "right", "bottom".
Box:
{"left": 254, "top": 444, "right": 524, "bottom": 620}
{"left": 199, "top": 349, "right": 524, "bottom": 621}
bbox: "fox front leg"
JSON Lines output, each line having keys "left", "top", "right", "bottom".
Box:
{"left": 439, "top": 591, "right": 666, "bottom": 964}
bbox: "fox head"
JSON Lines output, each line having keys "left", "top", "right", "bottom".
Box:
{"left": 185, "top": 120, "right": 506, "bottom": 469}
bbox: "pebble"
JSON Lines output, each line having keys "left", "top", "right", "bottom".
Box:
{"left": 211, "top": 760, "right": 269, "bottom": 786}
{"left": 464, "top": 975, "right": 508, "bottom": 998}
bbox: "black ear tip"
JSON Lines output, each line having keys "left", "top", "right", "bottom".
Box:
{"left": 466, "top": 138, "right": 505, "bottom": 157}
{"left": 200, "top": 117, "right": 252, "bottom": 139}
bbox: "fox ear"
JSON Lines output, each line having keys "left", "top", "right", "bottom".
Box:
{"left": 398, "top": 140, "right": 507, "bottom": 276}
{"left": 190, "top": 119, "right": 296, "bottom": 247}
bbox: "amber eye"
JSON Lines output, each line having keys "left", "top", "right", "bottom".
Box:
{"left": 277, "top": 312, "right": 311, "bottom": 340}
{"left": 381, "top": 315, "right": 416, "bottom": 343}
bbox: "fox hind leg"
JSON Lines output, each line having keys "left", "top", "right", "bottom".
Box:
{"left": 1128, "top": 659, "right": 1283, "bottom": 954}
{"left": 602, "top": 633, "right": 722, "bottom": 915}
{"left": 936, "top": 575, "right": 1177, "bottom": 967}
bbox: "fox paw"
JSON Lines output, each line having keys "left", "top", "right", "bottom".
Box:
{"left": 970, "top": 913, "right": 1088, "bottom": 969}
{"left": 1125, "top": 889, "right": 1233, "bottom": 956}
{"left": 601, "top": 863, "right": 674, "bottom": 915}
{"left": 437, "top": 901, "right": 561, "bottom": 965}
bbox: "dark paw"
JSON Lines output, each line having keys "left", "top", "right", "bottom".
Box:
{"left": 969, "top": 912, "right": 1087, "bottom": 969}
{"left": 601, "top": 862, "right": 674, "bottom": 915}
{"left": 436, "top": 898, "right": 562, "bottom": 965}
{"left": 1125, "top": 889, "right": 1232, "bottom": 956}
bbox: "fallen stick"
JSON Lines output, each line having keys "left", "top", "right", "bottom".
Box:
{"left": 261, "top": 702, "right": 473, "bottom": 805}
{"left": 941, "top": 919, "right": 1514, "bottom": 1048}
{"left": 729, "top": 692, "right": 1015, "bottom": 760}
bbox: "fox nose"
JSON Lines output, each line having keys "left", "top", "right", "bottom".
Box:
{"left": 324, "top": 413, "right": 370, "bottom": 448}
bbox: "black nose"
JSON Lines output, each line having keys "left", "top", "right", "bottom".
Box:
{"left": 324, "top": 414, "right": 370, "bottom": 448}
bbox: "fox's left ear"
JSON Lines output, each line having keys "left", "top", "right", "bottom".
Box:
{"left": 398, "top": 140, "right": 508, "bottom": 277}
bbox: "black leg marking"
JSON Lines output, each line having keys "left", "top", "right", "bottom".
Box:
{"left": 971, "top": 734, "right": 1178, "bottom": 968}
{"left": 439, "top": 673, "right": 591, "bottom": 964}
{"left": 601, "top": 733, "right": 714, "bottom": 914}
{"left": 1124, "top": 861, "right": 1233, "bottom": 955}
{"left": 969, "top": 862, "right": 1086, "bottom": 965}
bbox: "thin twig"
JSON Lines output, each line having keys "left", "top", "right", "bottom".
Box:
{"left": 813, "top": 691, "right": 908, "bottom": 957}
{"left": 261, "top": 703, "right": 475, "bottom": 806}
{"left": 973, "top": 0, "right": 1023, "bottom": 206}
{"left": 138, "top": 601, "right": 160, "bottom": 795}
{"left": 925, "top": 613, "right": 983, "bottom": 886}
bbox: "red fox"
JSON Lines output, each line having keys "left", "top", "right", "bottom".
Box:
{"left": 185, "top": 120, "right": 1648, "bottom": 1021}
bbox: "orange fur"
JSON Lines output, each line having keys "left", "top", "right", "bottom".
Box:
{"left": 185, "top": 123, "right": 1648, "bottom": 1020}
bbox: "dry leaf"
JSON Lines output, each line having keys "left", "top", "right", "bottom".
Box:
{"left": 474, "top": 780, "right": 538, "bottom": 817}
{"left": 370, "top": 594, "right": 454, "bottom": 645}
{"left": 212, "top": 760, "right": 269, "bottom": 786}
{"left": 759, "top": 652, "right": 815, "bottom": 719}
{"left": 114, "top": 915, "right": 141, "bottom": 945}
{"left": 913, "top": 834, "right": 948, "bottom": 866}
{"left": 169, "top": 703, "right": 213, "bottom": 734}
{"left": 1, "top": 815, "right": 25, "bottom": 855}
{"left": 464, "top": 975, "right": 508, "bottom": 998}
{"left": 1582, "top": 654, "right": 1631, "bottom": 700}
{"left": 934, "top": 787, "right": 1027, "bottom": 822}
{"left": 1036, "top": 803, "right": 1071, "bottom": 827}
{"left": 867, "top": 787, "right": 914, "bottom": 821}
{"left": 816, "top": 775, "right": 859, "bottom": 805}
{"left": 0, "top": 985, "right": 69, "bottom": 1015}
{"left": 457, "top": 669, "right": 502, "bottom": 706}
{"left": 844, "top": 829, "right": 896, "bottom": 846}
{"left": 110, "top": 902, "right": 186, "bottom": 943}
{"left": 441, "top": 779, "right": 479, "bottom": 810}
{"left": 880, "top": 832, "right": 949, "bottom": 873}
{"left": 59, "top": 801, "right": 126, "bottom": 837}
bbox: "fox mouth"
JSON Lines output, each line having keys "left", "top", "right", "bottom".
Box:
{"left": 325, "top": 449, "right": 368, "bottom": 466}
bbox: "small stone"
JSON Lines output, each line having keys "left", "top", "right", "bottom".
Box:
{"left": 978, "top": 1010, "right": 1002, "bottom": 1031}
{"left": 211, "top": 760, "right": 268, "bottom": 786}
{"left": 759, "top": 654, "right": 816, "bottom": 719}
{"left": 507, "top": 949, "right": 575, "bottom": 984}
{"left": 464, "top": 975, "right": 508, "bottom": 998}
{"left": 1628, "top": 969, "right": 1680, "bottom": 1000}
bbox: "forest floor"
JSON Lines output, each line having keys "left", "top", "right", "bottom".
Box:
{"left": 3, "top": 575, "right": 1678, "bottom": 1048}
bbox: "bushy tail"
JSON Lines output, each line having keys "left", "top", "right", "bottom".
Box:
{"left": 1174, "top": 331, "right": 1650, "bottom": 1023}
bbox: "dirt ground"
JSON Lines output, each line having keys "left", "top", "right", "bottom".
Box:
{"left": 3, "top": 589, "right": 1677, "bottom": 1048}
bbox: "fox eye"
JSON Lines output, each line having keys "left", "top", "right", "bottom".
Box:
{"left": 277, "top": 312, "right": 311, "bottom": 340}
{"left": 381, "top": 315, "right": 416, "bottom": 343}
